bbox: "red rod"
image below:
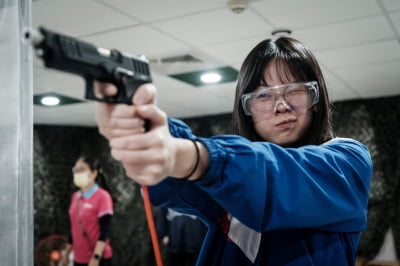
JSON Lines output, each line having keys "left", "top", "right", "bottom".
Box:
{"left": 141, "top": 185, "right": 164, "bottom": 266}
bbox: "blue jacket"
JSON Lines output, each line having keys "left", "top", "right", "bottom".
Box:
{"left": 149, "top": 118, "right": 373, "bottom": 266}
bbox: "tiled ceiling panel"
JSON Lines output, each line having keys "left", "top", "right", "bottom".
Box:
{"left": 32, "top": 0, "right": 138, "bottom": 36}
{"left": 105, "top": 0, "right": 226, "bottom": 22}
{"left": 381, "top": 0, "right": 400, "bottom": 12}
{"left": 295, "top": 16, "right": 395, "bottom": 51}
{"left": 153, "top": 9, "right": 273, "bottom": 46}
{"left": 314, "top": 40, "right": 400, "bottom": 68}
{"left": 83, "top": 25, "right": 190, "bottom": 57}
{"left": 251, "top": 0, "right": 381, "bottom": 28}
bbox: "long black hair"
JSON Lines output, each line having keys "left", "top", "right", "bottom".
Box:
{"left": 232, "top": 37, "right": 333, "bottom": 146}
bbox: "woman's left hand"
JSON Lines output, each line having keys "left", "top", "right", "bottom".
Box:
{"left": 88, "top": 258, "right": 99, "bottom": 266}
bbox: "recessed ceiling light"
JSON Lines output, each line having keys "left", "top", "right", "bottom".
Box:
{"left": 169, "top": 66, "right": 238, "bottom": 87}
{"left": 41, "top": 96, "right": 60, "bottom": 106}
{"left": 200, "top": 72, "right": 221, "bottom": 83}
{"left": 34, "top": 92, "right": 85, "bottom": 106}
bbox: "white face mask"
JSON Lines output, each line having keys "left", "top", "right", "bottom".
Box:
{"left": 73, "top": 172, "right": 90, "bottom": 188}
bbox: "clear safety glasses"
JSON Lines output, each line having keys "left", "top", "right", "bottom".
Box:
{"left": 241, "top": 81, "right": 319, "bottom": 115}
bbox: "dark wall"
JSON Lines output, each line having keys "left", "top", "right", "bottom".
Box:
{"left": 34, "top": 95, "right": 400, "bottom": 265}
{"left": 332, "top": 96, "right": 400, "bottom": 260}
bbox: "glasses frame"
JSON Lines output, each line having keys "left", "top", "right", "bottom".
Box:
{"left": 241, "top": 81, "right": 319, "bottom": 115}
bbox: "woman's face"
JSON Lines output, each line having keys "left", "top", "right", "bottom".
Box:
{"left": 251, "top": 62, "right": 314, "bottom": 146}
{"left": 72, "top": 159, "right": 97, "bottom": 185}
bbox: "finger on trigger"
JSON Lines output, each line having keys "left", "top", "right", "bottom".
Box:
{"left": 94, "top": 81, "right": 118, "bottom": 96}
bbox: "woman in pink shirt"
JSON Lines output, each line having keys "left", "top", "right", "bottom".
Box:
{"left": 61, "top": 155, "right": 114, "bottom": 266}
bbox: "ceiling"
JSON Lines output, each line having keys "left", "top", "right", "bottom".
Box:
{"left": 32, "top": 0, "right": 400, "bottom": 126}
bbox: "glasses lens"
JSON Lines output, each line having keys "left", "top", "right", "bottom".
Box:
{"left": 285, "top": 84, "right": 312, "bottom": 108}
{"left": 251, "top": 88, "right": 275, "bottom": 112}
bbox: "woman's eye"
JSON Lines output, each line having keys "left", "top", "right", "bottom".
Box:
{"left": 287, "top": 90, "right": 301, "bottom": 95}
{"left": 255, "top": 92, "right": 272, "bottom": 100}
{"left": 287, "top": 89, "right": 306, "bottom": 97}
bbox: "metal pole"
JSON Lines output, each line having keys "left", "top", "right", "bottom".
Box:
{"left": 0, "top": 0, "right": 33, "bottom": 265}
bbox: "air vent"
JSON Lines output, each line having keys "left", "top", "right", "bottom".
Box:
{"left": 150, "top": 54, "right": 203, "bottom": 64}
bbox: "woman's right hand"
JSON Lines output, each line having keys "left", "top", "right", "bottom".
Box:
{"left": 94, "top": 83, "right": 182, "bottom": 185}
{"left": 94, "top": 82, "right": 207, "bottom": 184}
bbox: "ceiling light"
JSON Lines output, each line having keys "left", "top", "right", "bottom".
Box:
{"left": 200, "top": 72, "right": 221, "bottom": 83}
{"left": 34, "top": 92, "right": 85, "bottom": 106}
{"left": 169, "top": 66, "right": 238, "bottom": 87}
{"left": 41, "top": 96, "right": 60, "bottom": 106}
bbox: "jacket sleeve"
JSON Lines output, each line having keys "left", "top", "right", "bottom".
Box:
{"left": 195, "top": 135, "right": 373, "bottom": 232}
{"left": 148, "top": 118, "right": 225, "bottom": 225}
{"left": 150, "top": 118, "right": 373, "bottom": 233}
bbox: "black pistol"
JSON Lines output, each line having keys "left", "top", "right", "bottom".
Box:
{"left": 27, "top": 26, "right": 152, "bottom": 104}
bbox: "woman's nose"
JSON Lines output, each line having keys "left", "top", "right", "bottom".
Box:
{"left": 273, "top": 98, "right": 291, "bottom": 113}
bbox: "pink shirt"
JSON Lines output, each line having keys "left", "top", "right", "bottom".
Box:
{"left": 69, "top": 184, "right": 113, "bottom": 263}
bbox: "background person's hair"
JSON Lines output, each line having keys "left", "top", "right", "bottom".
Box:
{"left": 77, "top": 154, "right": 115, "bottom": 202}
{"left": 232, "top": 37, "right": 333, "bottom": 146}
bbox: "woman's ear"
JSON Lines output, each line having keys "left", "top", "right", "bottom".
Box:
{"left": 312, "top": 105, "right": 318, "bottom": 112}
{"left": 91, "top": 169, "right": 98, "bottom": 179}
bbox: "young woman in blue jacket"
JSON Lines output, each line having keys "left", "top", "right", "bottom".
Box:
{"left": 94, "top": 36, "right": 373, "bottom": 266}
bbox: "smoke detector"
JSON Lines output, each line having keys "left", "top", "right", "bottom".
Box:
{"left": 227, "top": 0, "right": 248, "bottom": 14}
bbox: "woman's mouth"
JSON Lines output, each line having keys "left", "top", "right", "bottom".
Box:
{"left": 276, "top": 119, "right": 296, "bottom": 128}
